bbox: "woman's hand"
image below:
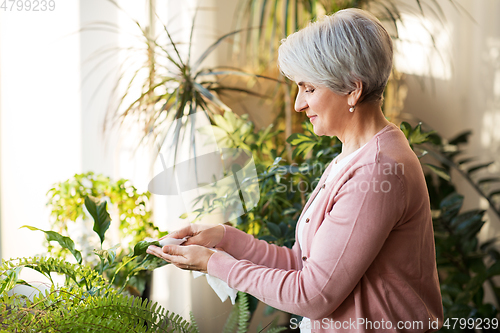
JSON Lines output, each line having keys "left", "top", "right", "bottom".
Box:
{"left": 161, "top": 224, "right": 225, "bottom": 248}
{"left": 146, "top": 244, "right": 214, "bottom": 274}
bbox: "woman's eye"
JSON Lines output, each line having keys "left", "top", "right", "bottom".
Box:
{"left": 305, "top": 88, "right": 315, "bottom": 93}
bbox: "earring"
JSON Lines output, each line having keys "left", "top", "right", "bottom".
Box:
{"left": 349, "top": 106, "right": 355, "bottom": 112}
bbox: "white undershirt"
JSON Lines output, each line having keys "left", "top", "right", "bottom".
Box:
{"left": 298, "top": 145, "right": 366, "bottom": 333}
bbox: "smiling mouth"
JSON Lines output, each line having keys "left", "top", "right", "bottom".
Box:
{"left": 307, "top": 115, "right": 317, "bottom": 122}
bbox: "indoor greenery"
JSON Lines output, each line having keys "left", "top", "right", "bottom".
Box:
{"left": 29, "top": 195, "right": 168, "bottom": 295}
{"left": 0, "top": 196, "right": 196, "bottom": 333}
{"left": 1, "top": 194, "right": 287, "bottom": 332}
{"left": 46, "top": 172, "right": 158, "bottom": 251}
{"left": 0, "top": 257, "right": 197, "bottom": 332}
{"left": 92, "top": 0, "right": 274, "bottom": 164}
{"left": 45, "top": 172, "right": 164, "bottom": 296}
{"left": 73, "top": 1, "right": 495, "bottom": 329}
{"left": 221, "top": 291, "right": 286, "bottom": 333}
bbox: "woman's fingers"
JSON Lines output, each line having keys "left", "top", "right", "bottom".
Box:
{"left": 182, "top": 234, "right": 205, "bottom": 246}
{"left": 183, "top": 224, "right": 224, "bottom": 247}
{"left": 161, "top": 245, "right": 187, "bottom": 263}
{"left": 146, "top": 244, "right": 213, "bottom": 273}
{"left": 156, "top": 224, "right": 224, "bottom": 249}
{"left": 164, "top": 225, "right": 196, "bottom": 239}
{"left": 146, "top": 244, "right": 168, "bottom": 260}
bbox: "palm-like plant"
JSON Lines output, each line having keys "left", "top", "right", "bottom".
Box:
{"left": 234, "top": 0, "right": 465, "bottom": 66}
{"left": 86, "top": 1, "right": 273, "bottom": 162}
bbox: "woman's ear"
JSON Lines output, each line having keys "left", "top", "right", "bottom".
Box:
{"left": 347, "top": 81, "right": 363, "bottom": 106}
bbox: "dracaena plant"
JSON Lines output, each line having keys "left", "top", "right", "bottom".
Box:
{"left": 87, "top": 0, "right": 273, "bottom": 163}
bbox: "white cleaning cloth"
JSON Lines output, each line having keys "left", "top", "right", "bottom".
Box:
{"left": 192, "top": 249, "right": 238, "bottom": 305}
{"left": 156, "top": 237, "right": 237, "bottom": 305}
{"left": 158, "top": 237, "right": 188, "bottom": 247}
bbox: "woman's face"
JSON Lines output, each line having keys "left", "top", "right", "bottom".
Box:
{"left": 294, "top": 81, "right": 349, "bottom": 137}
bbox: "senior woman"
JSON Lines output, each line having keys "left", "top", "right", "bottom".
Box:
{"left": 147, "top": 8, "right": 443, "bottom": 332}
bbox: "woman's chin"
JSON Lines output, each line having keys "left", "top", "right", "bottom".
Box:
{"left": 311, "top": 126, "right": 326, "bottom": 137}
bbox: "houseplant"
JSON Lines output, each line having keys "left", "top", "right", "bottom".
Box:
{"left": 90, "top": 0, "right": 275, "bottom": 165}
{"left": 3, "top": 193, "right": 286, "bottom": 332}
{"left": 1, "top": 195, "right": 196, "bottom": 333}
{"left": 45, "top": 172, "right": 163, "bottom": 296}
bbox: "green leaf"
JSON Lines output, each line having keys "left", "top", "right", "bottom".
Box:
{"left": 468, "top": 257, "right": 486, "bottom": 274}
{"left": 21, "top": 225, "right": 82, "bottom": 264}
{"left": 451, "top": 209, "right": 485, "bottom": 229}
{"left": 131, "top": 240, "right": 160, "bottom": 257}
{"left": 259, "top": 235, "right": 277, "bottom": 242}
{"left": 457, "top": 157, "right": 475, "bottom": 165}
{"left": 400, "top": 121, "right": 412, "bottom": 139}
{"left": 409, "top": 123, "right": 435, "bottom": 146}
{"left": 85, "top": 196, "right": 111, "bottom": 245}
{"left": 477, "top": 303, "right": 497, "bottom": 319}
{"left": 439, "top": 192, "right": 463, "bottom": 222}
{"left": 0, "top": 266, "right": 22, "bottom": 295}
{"left": 266, "top": 221, "right": 282, "bottom": 238}
{"left": 448, "top": 130, "right": 472, "bottom": 145}
{"left": 193, "top": 82, "right": 231, "bottom": 112}
{"left": 456, "top": 272, "right": 488, "bottom": 304}
{"left": 140, "top": 254, "right": 170, "bottom": 270}
{"left": 286, "top": 133, "right": 315, "bottom": 146}
{"left": 487, "top": 261, "right": 500, "bottom": 277}
{"left": 477, "top": 177, "right": 500, "bottom": 185}
{"left": 488, "top": 189, "right": 500, "bottom": 198}
{"left": 424, "top": 163, "right": 451, "bottom": 181}
{"left": 94, "top": 244, "right": 119, "bottom": 265}
{"left": 426, "top": 132, "right": 442, "bottom": 145}
{"left": 467, "top": 162, "right": 494, "bottom": 175}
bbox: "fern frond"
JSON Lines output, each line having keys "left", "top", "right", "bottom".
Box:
{"left": 1, "top": 256, "right": 109, "bottom": 294}
{"left": 265, "top": 327, "right": 288, "bottom": 333}
{"left": 222, "top": 292, "right": 252, "bottom": 333}
{"left": 237, "top": 292, "right": 250, "bottom": 333}
{"left": 1, "top": 257, "right": 195, "bottom": 333}
{"left": 2, "top": 290, "right": 196, "bottom": 333}
{"left": 189, "top": 311, "right": 200, "bottom": 333}
{"left": 223, "top": 301, "right": 239, "bottom": 333}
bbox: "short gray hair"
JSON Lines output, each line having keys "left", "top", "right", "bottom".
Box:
{"left": 278, "top": 8, "right": 393, "bottom": 104}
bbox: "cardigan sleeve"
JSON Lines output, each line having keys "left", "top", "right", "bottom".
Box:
{"left": 207, "top": 163, "right": 406, "bottom": 319}
{"left": 214, "top": 224, "right": 302, "bottom": 271}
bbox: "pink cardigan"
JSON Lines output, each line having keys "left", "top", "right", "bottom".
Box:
{"left": 207, "top": 123, "right": 443, "bottom": 332}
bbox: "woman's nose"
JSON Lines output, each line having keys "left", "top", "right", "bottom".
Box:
{"left": 295, "top": 92, "right": 308, "bottom": 112}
